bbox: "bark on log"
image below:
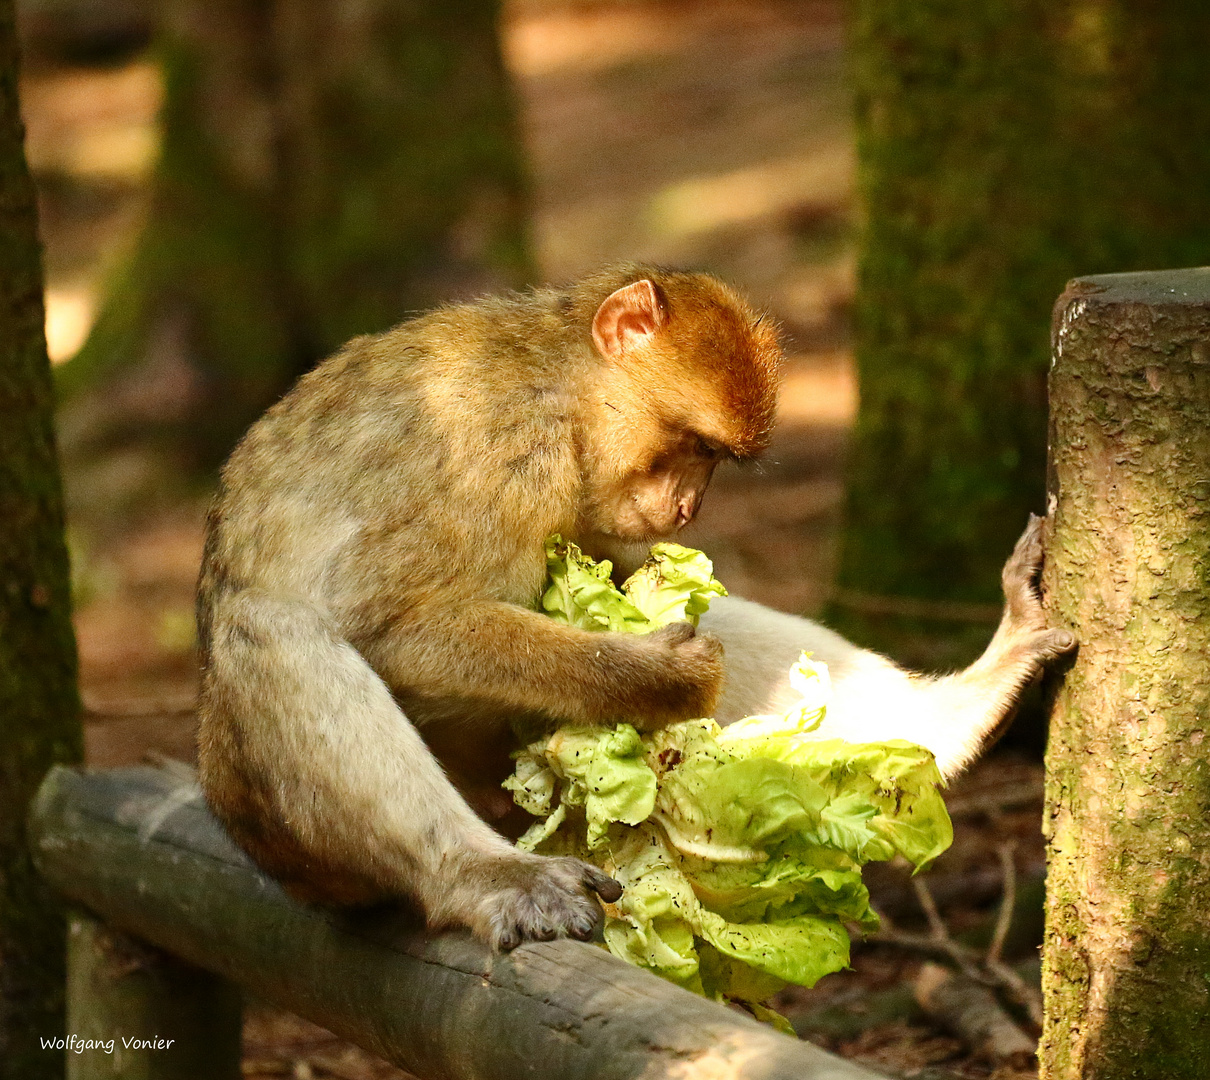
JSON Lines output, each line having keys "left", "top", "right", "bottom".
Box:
{"left": 1042, "top": 267, "right": 1210, "bottom": 1078}
{"left": 30, "top": 765, "right": 890, "bottom": 1080}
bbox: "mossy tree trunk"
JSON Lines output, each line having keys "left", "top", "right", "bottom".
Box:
{"left": 1042, "top": 269, "right": 1210, "bottom": 1078}
{"left": 841, "top": 1, "right": 1210, "bottom": 668}
{"left": 0, "top": 0, "right": 83, "bottom": 1074}
{"left": 63, "top": 0, "right": 532, "bottom": 467}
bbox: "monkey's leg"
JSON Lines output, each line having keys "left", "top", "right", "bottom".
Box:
{"left": 701, "top": 516, "right": 1075, "bottom": 779}
{"left": 899, "top": 514, "right": 1076, "bottom": 773}
{"left": 197, "top": 590, "right": 620, "bottom": 950}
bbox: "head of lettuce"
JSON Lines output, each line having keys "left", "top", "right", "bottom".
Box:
{"left": 506, "top": 537, "right": 952, "bottom": 1010}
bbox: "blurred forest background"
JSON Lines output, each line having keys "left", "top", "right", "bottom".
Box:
{"left": 35, "top": 0, "right": 858, "bottom": 767}
{"left": 12, "top": 0, "right": 1210, "bottom": 1076}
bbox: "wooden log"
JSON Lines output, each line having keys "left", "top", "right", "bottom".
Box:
{"left": 1042, "top": 267, "right": 1210, "bottom": 1078}
{"left": 66, "top": 910, "right": 241, "bottom": 1080}
{"left": 30, "top": 765, "right": 890, "bottom": 1080}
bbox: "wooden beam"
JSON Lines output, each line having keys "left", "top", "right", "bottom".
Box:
{"left": 30, "top": 764, "right": 890, "bottom": 1080}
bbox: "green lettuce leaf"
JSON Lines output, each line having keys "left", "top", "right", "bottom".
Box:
{"left": 509, "top": 537, "right": 953, "bottom": 1009}
{"left": 696, "top": 908, "right": 851, "bottom": 990}
{"left": 621, "top": 543, "right": 728, "bottom": 627}
{"left": 544, "top": 724, "right": 657, "bottom": 849}
{"left": 743, "top": 737, "right": 953, "bottom": 870}
{"left": 539, "top": 536, "right": 726, "bottom": 632}
{"left": 540, "top": 536, "right": 647, "bottom": 632}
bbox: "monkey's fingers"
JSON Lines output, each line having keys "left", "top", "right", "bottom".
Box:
{"left": 1020, "top": 626, "right": 1077, "bottom": 662}
{"left": 482, "top": 855, "right": 620, "bottom": 951}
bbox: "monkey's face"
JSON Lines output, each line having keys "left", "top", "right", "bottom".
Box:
{"left": 579, "top": 272, "right": 781, "bottom": 541}
{"left": 582, "top": 411, "right": 724, "bottom": 542}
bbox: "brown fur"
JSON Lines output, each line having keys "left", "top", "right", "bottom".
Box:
{"left": 196, "top": 266, "right": 782, "bottom": 948}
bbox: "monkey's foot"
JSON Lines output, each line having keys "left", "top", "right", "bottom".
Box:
{"left": 1000, "top": 513, "right": 1077, "bottom": 658}
{"left": 468, "top": 853, "right": 622, "bottom": 951}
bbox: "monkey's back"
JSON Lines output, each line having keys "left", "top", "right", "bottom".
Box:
{"left": 198, "top": 294, "right": 592, "bottom": 649}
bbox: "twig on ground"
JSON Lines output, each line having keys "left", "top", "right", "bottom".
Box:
{"left": 872, "top": 863, "right": 1044, "bottom": 1032}
{"left": 913, "top": 877, "right": 948, "bottom": 942}
{"left": 866, "top": 927, "right": 986, "bottom": 983}
{"left": 914, "top": 962, "right": 1036, "bottom": 1067}
{"left": 986, "top": 842, "right": 1017, "bottom": 967}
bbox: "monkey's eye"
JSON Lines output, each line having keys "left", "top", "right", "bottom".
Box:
{"left": 695, "top": 436, "right": 722, "bottom": 460}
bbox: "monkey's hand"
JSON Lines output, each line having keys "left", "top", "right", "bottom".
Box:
{"left": 460, "top": 850, "right": 623, "bottom": 951}
{"left": 614, "top": 621, "right": 724, "bottom": 730}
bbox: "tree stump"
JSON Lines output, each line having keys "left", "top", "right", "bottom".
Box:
{"left": 1042, "top": 267, "right": 1210, "bottom": 1078}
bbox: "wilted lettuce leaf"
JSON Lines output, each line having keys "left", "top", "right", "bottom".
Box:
{"left": 511, "top": 538, "right": 953, "bottom": 1007}
{"left": 544, "top": 724, "right": 657, "bottom": 849}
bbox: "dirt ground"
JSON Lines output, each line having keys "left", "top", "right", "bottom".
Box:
{"left": 25, "top": 2, "right": 1045, "bottom": 1077}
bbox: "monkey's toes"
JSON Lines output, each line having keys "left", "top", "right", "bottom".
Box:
{"left": 1002, "top": 514, "right": 1049, "bottom": 621}
{"left": 1004, "top": 515, "right": 1044, "bottom": 580}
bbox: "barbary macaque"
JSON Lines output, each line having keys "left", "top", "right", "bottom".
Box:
{"left": 196, "top": 265, "right": 1074, "bottom": 951}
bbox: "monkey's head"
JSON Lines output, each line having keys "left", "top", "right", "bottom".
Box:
{"left": 577, "top": 268, "right": 782, "bottom": 542}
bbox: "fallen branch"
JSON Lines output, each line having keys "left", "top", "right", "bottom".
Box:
{"left": 986, "top": 842, "right": 1017, "bottom": 967}
{"left": 914, "top": 963, "right": 1035, "bottom": 1067}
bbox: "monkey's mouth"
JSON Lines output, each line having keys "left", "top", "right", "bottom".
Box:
{"left": 618, "top": 517, "right": 685, "bottom": 544}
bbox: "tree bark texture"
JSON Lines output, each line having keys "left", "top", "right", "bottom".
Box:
{"left": 64, "top": 0, "right": 532, "bottom": 466}
{"left": 0, "top": 0, "right": 83, "bottom": 1073}
{"left": 840, "top": 1, "right": 1210, "bottom": 663}
{"left": 1041, "top": 268, "right": 1210, "bottom": 1078}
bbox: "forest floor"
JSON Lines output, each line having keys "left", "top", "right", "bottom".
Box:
{"left": 25, "top": 1, "right": 1043, "bottom": 1078}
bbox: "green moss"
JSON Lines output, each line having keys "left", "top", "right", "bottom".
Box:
{"left": 0, "top": 1, "right": 83, "bottom": 1073}
{"left": 842, "top": 0, "right": 1210, "bottom": 635}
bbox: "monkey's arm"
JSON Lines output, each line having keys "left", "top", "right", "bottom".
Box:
{"left": 699, "top": 516, "right": 1075, "bottom": 779}
{"left": 198, "top": 589, "right": 622, "bottom": 949}
{"left": 361, "top": 600, "right": 722, "bottom": 730}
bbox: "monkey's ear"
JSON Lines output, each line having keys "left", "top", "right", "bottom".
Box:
{"left": 591, "top": 280, "right": 667, "bottom": 359}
